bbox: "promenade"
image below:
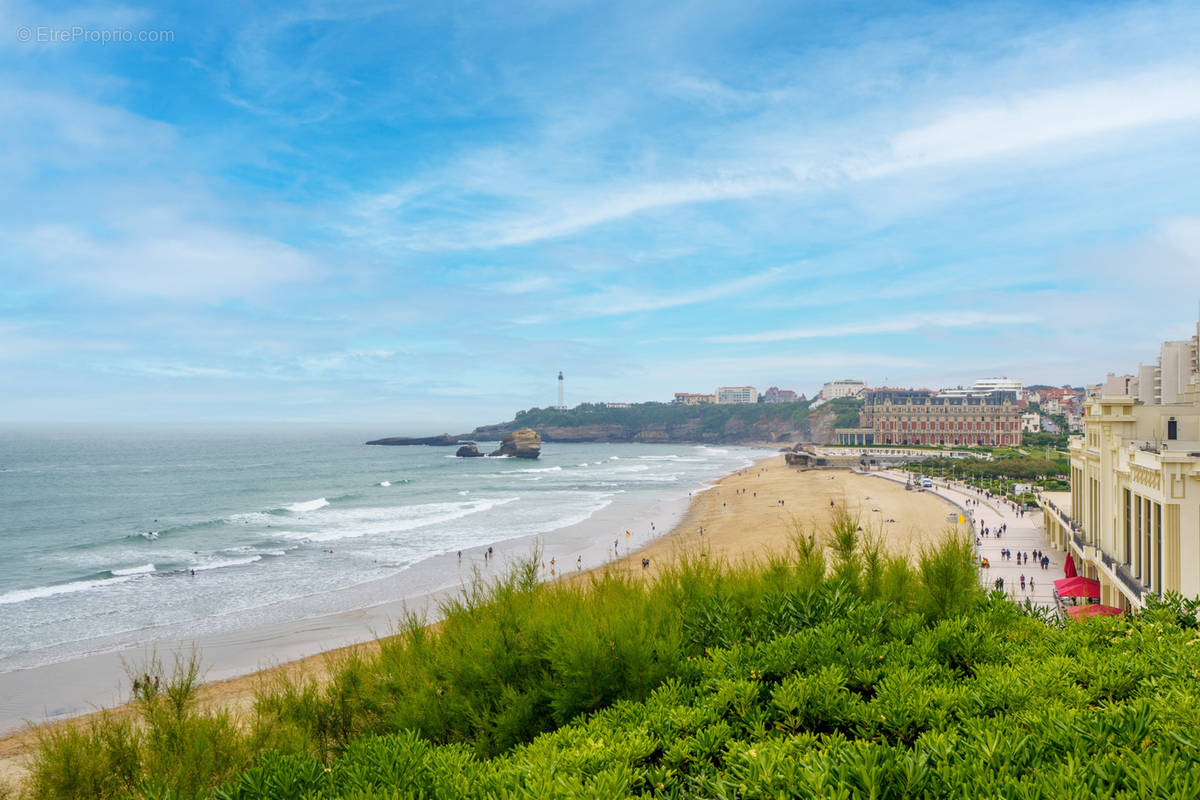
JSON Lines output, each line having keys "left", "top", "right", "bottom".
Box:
{"left": 869, "top": 470, "right": 1066, "bottom": 609}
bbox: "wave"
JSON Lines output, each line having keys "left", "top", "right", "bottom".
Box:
{"left": 0, "top": 574, "right": 134, "bottom": 606}
{"left": 517, "top": 466, "right": 562, "bottom": 473}
{"left": 379, "top": 480, "right": 391, "bottom": 487}
{"left": 285, "top": 497, "right": 329, "bottom": 513}
{"left": 274, "top": 497, "right": 521, "bottom": 543}
{"left": 612, "top": 465, "right": 650, "bottom": 473}
{"left": 112, "top": 564, "right": 155, "bottom": 577}
{"left": 192, "top": 555, "right": 262, "bottom": 572}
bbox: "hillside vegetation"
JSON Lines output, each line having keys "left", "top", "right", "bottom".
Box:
{"left": 505, "top": 400, "right": 811, "bottom": 432}
{"left": 20, "top": 512, "right": 1200, "bottom": 799}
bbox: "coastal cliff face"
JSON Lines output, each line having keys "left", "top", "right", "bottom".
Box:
{"left": 469, "top": 406, "right": 839, "bottom": 446}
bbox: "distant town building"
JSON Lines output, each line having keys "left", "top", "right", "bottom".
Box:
{"left": 940, "top": 378, "right": 1023, "bottom": 399}
{"left": 971, "top": 377, "right": 1023, "bottom": 394}
{"left": 1021, "top": 412, "right": 1041, "bottom": 433}
{"left": 763, "top": 386, "right": 798, "bottom": 403}
{"left": 716, "top": 386, "right": 758, "bottom": 404}
{"left": 820, "top": 379, "right": 867, "bottom": 400}
{"left": 1102, "top": 373, "right": 1139, "bottom": 397}
{"left": 673, "top": 392, "right": 716, "bottom": 405}
{"left": 604, "top": 402, "right": 631, "bottom": 408}
{"left": 860, "top": 388, "right": 1022, "bottom": 447}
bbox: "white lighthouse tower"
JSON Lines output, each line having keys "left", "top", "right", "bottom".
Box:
{"left": 557, "top": 371, "right": 565, "bottom": 410}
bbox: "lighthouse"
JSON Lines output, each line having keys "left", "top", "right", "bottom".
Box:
{"left": 557, "top": 371, "right": 565, "bottom": 410}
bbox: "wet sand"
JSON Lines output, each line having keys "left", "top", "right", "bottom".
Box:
{"left": 0, "top": 456, "right": 959, "bottom": 789}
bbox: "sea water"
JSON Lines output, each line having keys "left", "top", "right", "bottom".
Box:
{"left": 0, "top": 425, "right": 764, "bottom": 676}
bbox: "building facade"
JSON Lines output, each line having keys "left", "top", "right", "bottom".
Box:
{"left": 673, "top": 393, "right": 716, "bottom": 405}
{"left": 1046, "top": 387, "right": 1200, "bottom": 611}
{"left": 820, "top": 379, "right": 867, "bottom": 400}
{"left": 861, "top": 389, "right": 1022, "bottom": 446}
{"left": 1043, "top": 307, "right": 1200, "bottom": 610}
{"left": 716, "top": 386, "right": 757, "bottom": 404}
{"left": 763, "top": 386, "right": 798, "bottom": 403}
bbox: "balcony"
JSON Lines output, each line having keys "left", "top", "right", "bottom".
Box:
{"left": 1113, "top": 563, "right": 1145, "bottom": 601}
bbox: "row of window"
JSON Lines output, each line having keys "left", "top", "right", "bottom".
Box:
{"left": 879, "top": 434, "right": 1017, "bottom": 445}
{"left": 880, "top": 421, "right": 1017, "bottom": 432}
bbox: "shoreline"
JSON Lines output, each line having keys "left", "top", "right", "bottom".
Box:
{"left": 0, "top": 456, "right": 961, "bottom": 788}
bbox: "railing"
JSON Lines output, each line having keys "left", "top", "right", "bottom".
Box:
{"left": 1041, "top": 498, "right": 1084, "bottom": 534}
{"left": 1113, "top": 563, "right": 1145, "bottom": 601}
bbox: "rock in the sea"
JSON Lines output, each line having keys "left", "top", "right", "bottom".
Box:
{"left": 456, "top": 444, "right": 483, "bottom": 457}
{"left": 488, "top": 427, "right": 542, "bottom": 459}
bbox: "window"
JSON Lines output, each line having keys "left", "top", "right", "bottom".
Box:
{"left": 1168, "top": 417, "right": 1178, "bottom": 440}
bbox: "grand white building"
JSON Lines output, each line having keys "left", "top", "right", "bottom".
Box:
{"left": 1042, "top": 308, "right": 1200, "bottom": 610}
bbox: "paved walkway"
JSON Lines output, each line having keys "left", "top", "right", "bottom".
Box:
{"left": 868, "top": 470, "right": 1066, "bottom": 609}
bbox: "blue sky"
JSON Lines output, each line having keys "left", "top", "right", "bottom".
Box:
{"left": 4, "top": 0, "right": 1200, "bottom": 429}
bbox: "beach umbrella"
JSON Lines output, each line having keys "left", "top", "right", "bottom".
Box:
{"left": 1064, "top": 553, "right": 1078, "bottom": 578}
{"left": 1054, "top": 576, "right": 1100, "bottom": 598}
{"left": 1067, "top": 604, "right": 1123, "bottom": 619}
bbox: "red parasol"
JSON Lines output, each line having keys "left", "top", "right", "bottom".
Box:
{"left": 1067, "top": 604, "right": 1123, "bottom": 619}
{"left": 1064, "top": 553, "right": 1078, "bottom": 578}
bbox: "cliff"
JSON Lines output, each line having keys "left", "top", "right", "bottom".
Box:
{"left": 468, "top": 404, "right": 841, "bottom": 446}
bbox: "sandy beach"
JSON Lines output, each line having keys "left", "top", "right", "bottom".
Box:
{"left": 0, "top": 455, "right": 960, "bottom": 789}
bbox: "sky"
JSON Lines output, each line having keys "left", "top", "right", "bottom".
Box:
{"left": 3, "top": 0, "right": 1200, "bottom": 430}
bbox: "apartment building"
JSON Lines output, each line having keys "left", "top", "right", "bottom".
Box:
{"left": 716, "top": 386, "right": 758, "bottom": 404}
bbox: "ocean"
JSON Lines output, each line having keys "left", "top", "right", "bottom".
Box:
{"left": 0, "top": 425, "right": 765, "bottom": 694}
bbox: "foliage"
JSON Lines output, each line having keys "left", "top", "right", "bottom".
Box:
{"left": 1022, "top": 431, "right": 1069, "bottom": 450}
{"left": 910, "top": 454, "right": 1068, "bottom": 481}
{"left": 506, "top": 399, "right": 811, "bottom": 435}
{"left": 35, "top": 507, "right": 1200, "bottom": 799}
{"left": 215, "top": 583, "right": 1200, "bottom": 800}
{"left": 827, "top": 397, "right": 863, "bottom": 430}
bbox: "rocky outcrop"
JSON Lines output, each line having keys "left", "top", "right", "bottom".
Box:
{"left": 366, "top": 434, "right": 468, "bottom": 446}
{"left": 456, "top": 444, "right": 483, "bottom": 457}
{"left": 488, "top": 427, "right": 542, "bottom": 459}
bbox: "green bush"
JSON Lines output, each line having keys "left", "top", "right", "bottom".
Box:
{"left": 28, "top": 506, "right": 1200, "bottom": 800}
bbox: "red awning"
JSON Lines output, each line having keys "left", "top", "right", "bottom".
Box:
{"left": 1054, "top": 576, "right": 1101, "bottom": 598}
{"left": 1064, "top": 553, "right": 1078, "bottom": 578}
{"left": 1067, "top": 604, "right": 1123, "bottom": 619}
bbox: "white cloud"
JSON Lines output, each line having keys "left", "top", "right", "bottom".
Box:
{"left": 9, "top": 220, "right": 321, "bottom": 302}
{"left": 707, "top": 311, "right": 1035, "bottom": 344}
{"left": 856, "top": 68, "right": 1200, "bottom": 179}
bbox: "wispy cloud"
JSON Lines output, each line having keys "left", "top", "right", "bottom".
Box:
{"left": 8, "top": 220, "right": 321, "bottom": 302}
{"left": 708, "top": 312, "right": 1036, "bottom": 344}
{"left": 578, "top": 266, "right": 790, "bottom": 318}
{"left": 855, "top": 68, "right": 1200, "bottom": 179}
